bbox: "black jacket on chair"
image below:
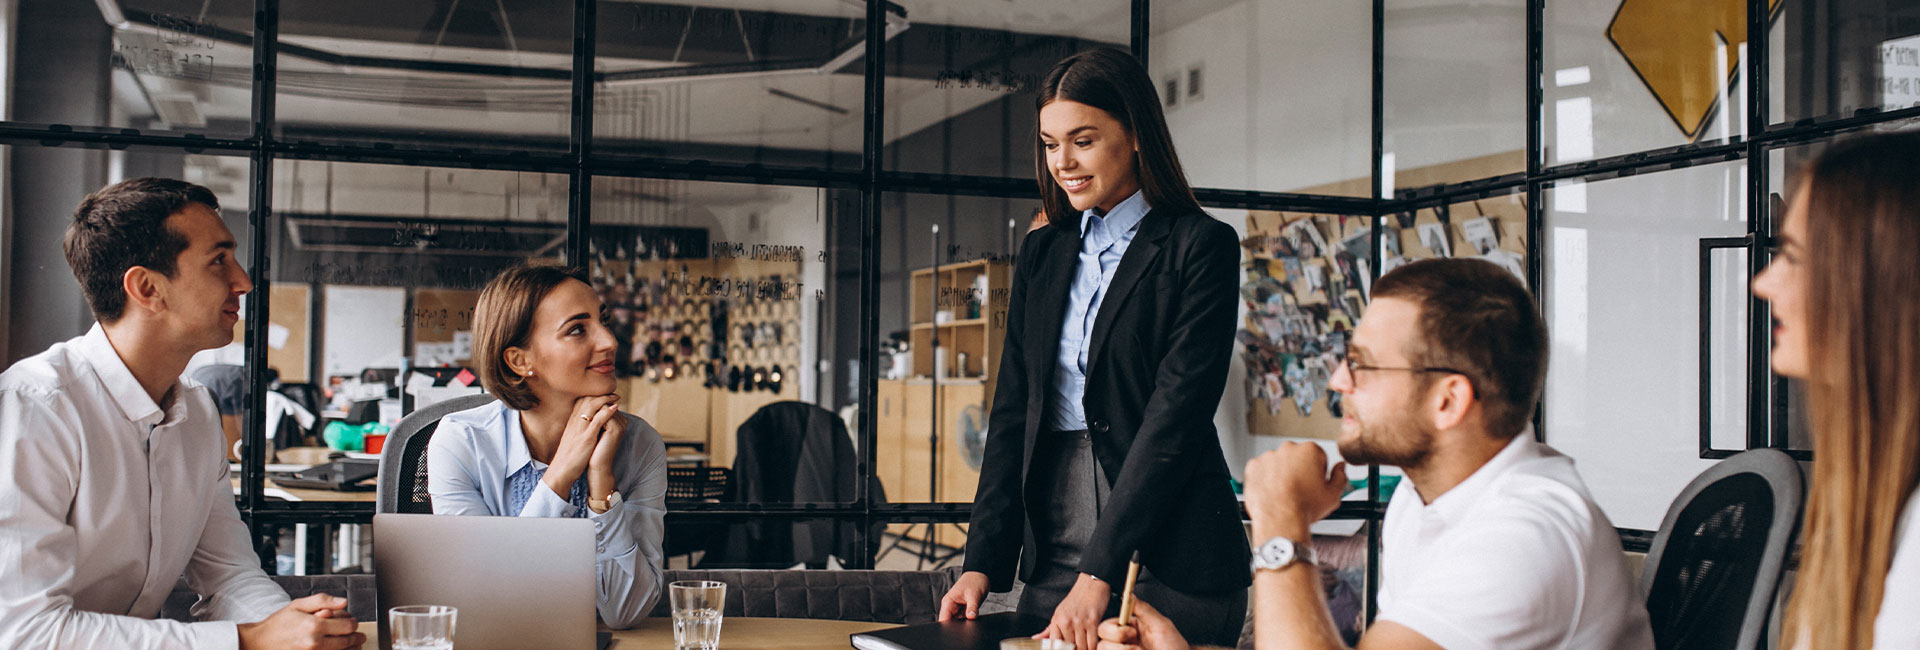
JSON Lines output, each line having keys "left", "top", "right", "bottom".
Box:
{"left": 962, "top": 207, "right": 1253, "bottom": 596}
{"left": 707, "top": 401, "right": 883, "bottom": 568}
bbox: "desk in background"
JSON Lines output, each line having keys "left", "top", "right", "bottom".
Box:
{"left": 356, "top": 616, "right": 896, "bottom": 650}
{"left": 232, "top": 447, "right": 377, "bottom": 575}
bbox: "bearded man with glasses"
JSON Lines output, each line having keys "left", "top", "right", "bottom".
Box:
{"left": 1099, "top": 258, "right": 1654, "bottom": 650}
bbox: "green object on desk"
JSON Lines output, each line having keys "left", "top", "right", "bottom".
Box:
{"left": 323, "top": 421, "right": 388, "bottom": 452}
{"left": 1230, "top": 474, "right": 1401, "bottom": 502}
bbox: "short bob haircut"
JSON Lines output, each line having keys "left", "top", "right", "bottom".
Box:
{"left": 472, "top": 262, "right": 589, "bottom": 411}
{"left": 1033, "top": 47, "right": 1201, "bottom": 229}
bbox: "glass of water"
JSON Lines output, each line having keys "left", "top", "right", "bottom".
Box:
{"left": 389, "top": 605, "right": 456, "bottom": 650}
{"left": 669, "top": 580, "right": 726, "bottom": 650}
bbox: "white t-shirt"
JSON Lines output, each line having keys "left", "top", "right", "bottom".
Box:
{"left": 1874, "top": 487, "right": 1920, "bottom": 647}
{"left": 1376, "top": 435, "right": 1655, "bottom": 650}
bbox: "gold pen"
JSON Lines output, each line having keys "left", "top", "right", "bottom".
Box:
{"left": 1117, "top": 551, "right": 1143, "bottom": 626}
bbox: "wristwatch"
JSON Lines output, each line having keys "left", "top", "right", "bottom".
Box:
{"left": 588, "top": 490, "right": 623, "bottom": 515}
{"left": 1250, "top": 536, "right": 1315, "bottom": 572}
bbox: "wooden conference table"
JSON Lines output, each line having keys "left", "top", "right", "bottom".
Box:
{"left": 357, "top": 616, "right": 898, "bottom": 649}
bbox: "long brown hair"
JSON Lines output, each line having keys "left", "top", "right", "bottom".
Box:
{"left": 1782, "top": 131, "right": 1920, "bottom": 649}
{"left": 1033, "top": 48, "right": 1201, "bottom": 229}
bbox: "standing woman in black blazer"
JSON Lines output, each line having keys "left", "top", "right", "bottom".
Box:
{"left": 937, "top": 48, "right": 1250, "bottom": 650}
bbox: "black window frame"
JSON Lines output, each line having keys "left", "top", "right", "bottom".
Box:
{"left": 5, "top": 0, "right": 1914, "bottom": 627}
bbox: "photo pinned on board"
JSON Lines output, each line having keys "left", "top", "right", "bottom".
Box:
{"left": 1282, "top": 218, "right": 1330, "bottom": 260}
{"left": 1303, "top": 262, "right": 1329, "bottom": 293}
{"left": 1416, "top": 222, "right": 1452, "bottom": 258}
{"left": 1461, "top": 217, "right": 1500, "bottom": 256}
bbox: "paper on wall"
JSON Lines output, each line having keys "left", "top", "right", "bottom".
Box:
{"left": 267, "top": 322, "right": 291, "bottom": 350}
{"left": 404, "top": 372, "right": 440, "bottom": 396}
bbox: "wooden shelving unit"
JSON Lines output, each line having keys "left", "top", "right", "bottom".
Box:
{"left": 879, "top": 259, "right": 1011, "bottom": 550}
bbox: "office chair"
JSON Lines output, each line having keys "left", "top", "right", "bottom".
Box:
{"left": 273, "top": 382, "right": 324, "bottom": 446}
{"left": 700, "top": 401, "right": 884, "bottom": 569}
{"left": 375, "top": 393, "right": 498, "bottom": 514}
{"left": 1639, "top": 448, "right": 1803, "bottom": 650}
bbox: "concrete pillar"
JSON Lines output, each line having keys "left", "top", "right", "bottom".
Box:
{"left": 6, "top": 0, "right": 112, "bottom": 364}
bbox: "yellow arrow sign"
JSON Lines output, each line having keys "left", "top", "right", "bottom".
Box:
{"left": 1607, "top": 0, "right": 1781, "bottom": 139}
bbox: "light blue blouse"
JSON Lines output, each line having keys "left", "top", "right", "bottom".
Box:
{"left": 425, "top": 400, "right": 667, "bottom": 629}
{"left": 1047, "top": 190, "right": 1150, "bottom": 432}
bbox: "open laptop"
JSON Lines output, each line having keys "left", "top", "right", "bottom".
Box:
{"left": 373, "top": 513, "right": 608, "bottom": 650}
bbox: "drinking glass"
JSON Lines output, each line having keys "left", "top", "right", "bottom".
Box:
{"left": 389, "top": 605, "right": 456, "bottom": 650}
{"left": 670, "top": 580, "right": 726, "bottom": 650}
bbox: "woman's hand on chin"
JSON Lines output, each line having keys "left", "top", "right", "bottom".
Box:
{"left": 588, "top": 400, "right": 627, "bottom": 476}
{"left": 545, "top": 394, "right": 618, "bottom": 494}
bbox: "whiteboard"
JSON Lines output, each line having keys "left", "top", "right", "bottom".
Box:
{"left": 322, "top": 286, "right": 407, "bottom": 378}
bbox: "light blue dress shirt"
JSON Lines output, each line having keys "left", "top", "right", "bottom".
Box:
{"left": 1047, "top": 190, "right": 1150, "bottom": 432}
{"left": 426, "top": 400, "right": 667, "bottom": 629}
{"left": 505, "top": 453, "right": 591, "bottom": 517}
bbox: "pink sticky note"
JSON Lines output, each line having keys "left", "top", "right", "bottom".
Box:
{"left": 454, "top": 369, "right": 477, "bottom": 387}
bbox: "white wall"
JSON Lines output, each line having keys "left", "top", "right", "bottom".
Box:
{"left": 1151, "top": 0, "right": 1761, "bottom": 517}
{"left": 1382, "top": 0, "right": 1527, "bottom": 178}
{"left": 1152, "top": 0, "right": 1374, "bottom": 195}
{"left": 1543, "top": 159, "right": 1747, "bottom": 531}
{"left": 1535, "top": 3, "right": 1784, "bottom": 530}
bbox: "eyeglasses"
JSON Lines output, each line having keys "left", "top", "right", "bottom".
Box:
{"left": 1338, "top": 357, "right": 1470, "bottom": 390}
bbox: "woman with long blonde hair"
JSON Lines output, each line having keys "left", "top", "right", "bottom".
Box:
{"left": 1753, "top": 130, "right": 1920, "bottom": 648}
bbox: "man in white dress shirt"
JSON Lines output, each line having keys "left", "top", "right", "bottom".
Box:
{"left": 0, "top": 178, "right": 364, "bottom": 650}
{"left": 1098, "top": 258, "right": 1654, "bottom": 650}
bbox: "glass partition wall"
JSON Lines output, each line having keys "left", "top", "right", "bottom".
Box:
{"left": 4, "top": 0, "right": 1914, "bottom": 630}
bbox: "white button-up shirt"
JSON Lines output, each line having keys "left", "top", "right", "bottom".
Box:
{"left": 0, "top": 325, "right": 290, "bottom": 650}
{"left": 426, "top": 400, "right": 667, "bottom": 629}
{"left": 1873, "top": 487, "right": 1920, "bottom": 648}
{"left": 1377, "top": 433, "right": 1655, "bottom": 650}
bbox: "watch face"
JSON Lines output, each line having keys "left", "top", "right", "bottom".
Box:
{"left": 1256, "top": 538, "right": 1296, "bottom": 569}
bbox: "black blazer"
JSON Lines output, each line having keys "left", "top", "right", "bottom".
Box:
{"left": 962, "top": 206, "right": 1252, "bottom": 596}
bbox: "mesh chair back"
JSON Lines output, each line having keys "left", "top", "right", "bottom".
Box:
{"left": 1639, "top": 448, "right": 1802, "bottom": 650}
{"left": 376, "top": 393, "right": 498, "bottom": 514}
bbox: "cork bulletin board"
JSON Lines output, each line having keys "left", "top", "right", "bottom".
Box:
{"left": 1238, "top": 193, "right": 1527, "bottom": 439}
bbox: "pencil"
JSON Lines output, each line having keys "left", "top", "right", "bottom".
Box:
{"left": 1117, "top": 551, "right": 1143, "bottom": 626}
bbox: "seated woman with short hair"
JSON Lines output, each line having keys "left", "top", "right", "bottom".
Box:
{"left": 426, "top": 262, "right": 666, "bottom": 629}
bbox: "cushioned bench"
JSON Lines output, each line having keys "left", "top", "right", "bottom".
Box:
{"left": 159, "top": 574, "right": 378, "bottom": 623}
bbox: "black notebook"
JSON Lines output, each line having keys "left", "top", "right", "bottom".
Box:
{"left": 851, "top": 613, "right": 1051, "bottom": 650}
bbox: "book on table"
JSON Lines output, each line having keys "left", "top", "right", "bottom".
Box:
{"left": 850, "top": 613, "right": 1050, "bottom": 650}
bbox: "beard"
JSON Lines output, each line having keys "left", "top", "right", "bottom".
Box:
{"left": 1336, "top": 407, "right": 1436, "bottom": 468}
